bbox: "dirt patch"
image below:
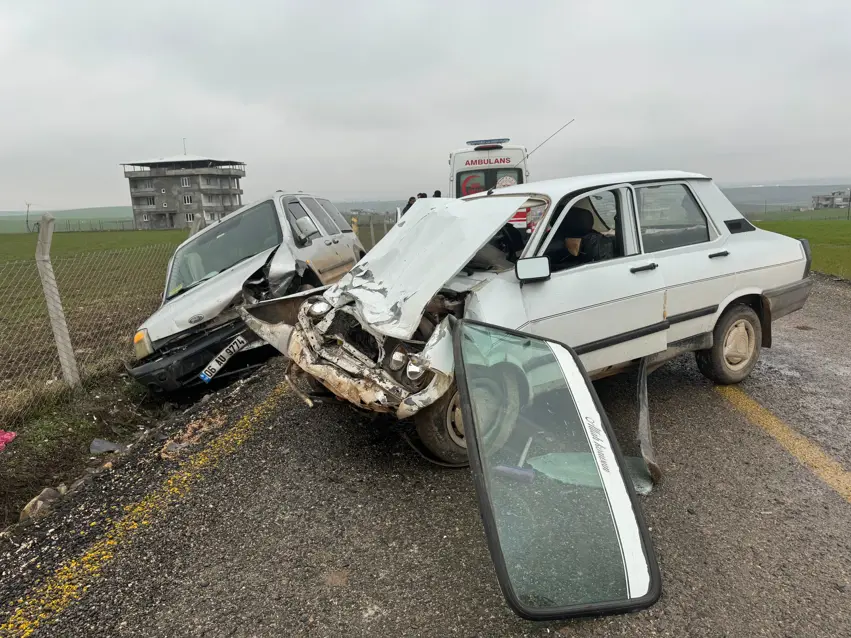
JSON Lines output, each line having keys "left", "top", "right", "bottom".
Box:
{"left": 0, "top": 370, "right": 170, "bottom": 528}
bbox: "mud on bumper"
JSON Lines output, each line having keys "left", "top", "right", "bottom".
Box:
{"left": 288, "top": 327, "right": 453, "bottom": 418}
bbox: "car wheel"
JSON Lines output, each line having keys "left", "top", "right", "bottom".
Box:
{"left": 695, "top": 304, "right": 762, "bottom": 384}
{"left": 414, "top": 370, "right": 521, "bottom": 465}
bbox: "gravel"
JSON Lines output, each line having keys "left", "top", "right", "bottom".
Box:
{"left": 2, "top": 277, "right": 849, "bottom": 637}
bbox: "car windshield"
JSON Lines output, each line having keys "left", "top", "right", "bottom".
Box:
{"left": 166, "top": 200, "right": 283, "bottom": 299}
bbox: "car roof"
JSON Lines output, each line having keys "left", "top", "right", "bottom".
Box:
{"left": 466, "top": 170, "right": 709, "bottom": 201}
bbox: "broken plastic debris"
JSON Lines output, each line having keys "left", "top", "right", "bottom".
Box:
{"left": 89, "top": 438, "right": 127, "bottom": 455}
{"left": 0, "top": 430, "right": 16, "bottom": 451}
{"left": 526, "top": 453, "right": 654, "bottom": 496}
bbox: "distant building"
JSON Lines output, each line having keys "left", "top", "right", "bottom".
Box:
{"left": 121, "top": 155, "right": 246, "bottom": 229}
{"left": 812, "top": 188, "right": 850, "bottom": 209}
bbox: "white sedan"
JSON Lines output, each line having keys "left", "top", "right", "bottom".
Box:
{"left": 242, "top": 170, "right": 813, "bottom": 465}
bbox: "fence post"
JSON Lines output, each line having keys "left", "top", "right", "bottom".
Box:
{"left": 35, "top": 213, "right": 81, "bottom": 388}
{"left": 189, "top": 213, "right": 207, "bottom": 236}
{"left": 382, "top": 213, "right": 388, "bottom": 235}
{"left": 369, "top": 214, "right": 376, "bottom": 248}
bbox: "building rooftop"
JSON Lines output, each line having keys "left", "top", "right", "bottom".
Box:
{"left": 120, "top": 154, "right": 245, "bottom": 168}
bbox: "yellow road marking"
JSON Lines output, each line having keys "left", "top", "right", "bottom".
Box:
{"left": 1, "top": 383, "right": 289, "bottom": 638}
{"left": 717, "top": 385, "right": 851, "bottom": 503}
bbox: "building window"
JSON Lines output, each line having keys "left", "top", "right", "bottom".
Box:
{"left": 142, "top": 214, "right": 149, "bottom": 222}
{"left": 161, "top": 188, "right": 166, "bottom": 194}
{"left": 184, "top": 195, "right": 193, "bottom": 205}
{"left": 135, "top": 179, "right": 153, "bottom": 190}
{"left": 181, "top": 177, "right": 190, "bottom": 187}
{"left": 184, "top": 213, "right": 194, "bottom": 223}
{"left": 163, "top": 202, "right": 168, "bottom": 208}
{"left": 142, "top": 196, "right": 155, "bottom": 206}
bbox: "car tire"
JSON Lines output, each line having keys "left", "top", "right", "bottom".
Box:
{"left": 415, "top": 389, "right": 469, "bottom": 466}
{"left": 414, "top": 369, "right": 522, "bottom": 466}
{"left": 695, "top": 303, "right": 762, "bottom": 384}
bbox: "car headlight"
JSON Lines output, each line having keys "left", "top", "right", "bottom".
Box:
{"left": 389, "top": 347, "right": 407, "bottom": 371}
{"left": 406, "top": 360, "right": 426, "bottom": 380}
{"left": 133, "top": 328, "right": 154, "bottom": 360}
{"left": 308, "top": 299, "right": 332, "bottom": 318}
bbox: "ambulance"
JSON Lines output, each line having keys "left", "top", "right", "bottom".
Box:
{"left": 448, "top": 138, "right": 531, "bottom": 228}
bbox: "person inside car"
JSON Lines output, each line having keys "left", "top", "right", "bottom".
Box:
{"left": 545, "top": 204, "right": 616, "bottom": 270}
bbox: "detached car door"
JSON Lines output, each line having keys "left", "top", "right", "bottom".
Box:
{"left": 453, "top": 319, "right": 660, "bottom": 620}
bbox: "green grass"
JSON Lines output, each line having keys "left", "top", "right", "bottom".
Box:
{"left": 0, "top": 229, "right": 187, "bottom": 262}
{"left": 756, "top": 219, "right": 851, "bottom": 279}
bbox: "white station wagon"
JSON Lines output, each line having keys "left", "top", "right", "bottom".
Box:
{"left": 242, "top": 171, "right": 813, "bottom": 465}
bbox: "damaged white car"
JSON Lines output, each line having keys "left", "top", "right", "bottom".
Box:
{"left": 242, "top": 171, "right": 813, "bottom": 464}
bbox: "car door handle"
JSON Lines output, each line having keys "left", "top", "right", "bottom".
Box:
{"left": 324, "top": 240, "right": 332, "bottom": 246}
{"left": 709, "top": 250, "right": 729, "bottom": 258}
{"left": 630, "top": 263, "right": 658, "bottom": 273}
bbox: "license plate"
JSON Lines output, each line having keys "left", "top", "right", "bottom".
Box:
{"left": 199, "top": 334, "right": 249, "bottom": 383}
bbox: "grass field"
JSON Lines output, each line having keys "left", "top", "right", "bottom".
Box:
{"left": 756, "top": 219, "right": 851, "bottom": 279}
{"left": 0, "top": 229, "right": 187, "bottom": 262}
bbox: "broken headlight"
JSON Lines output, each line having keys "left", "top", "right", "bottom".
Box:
{"left": 307, "top": 299, "right": 332, "bottom": 318}
{"left": 133, "top": 328, "right": 154, "bottom": 360}
{"left": 389, "top": 346, "right": 408, "bottom": 371}
{"left": 406, "top": 360, "right": 426, "bottom": 381}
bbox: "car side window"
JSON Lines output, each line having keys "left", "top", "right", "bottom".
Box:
{"left": 317, "top": 199, "right": 353, "bottom": 233}
{"left": 635, "top": 184, "right": 710, "bottom": 253}
{"left": 300, "top": 197, "right": 341, "bottom": 235}
{"left": 538, "top": 189, "right": 625, "bottom": 273}
{"left": 285, "top": 200, "right": 322, "bottom": 242}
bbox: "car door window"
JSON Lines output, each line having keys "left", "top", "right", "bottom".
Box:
{"left": 635, "top": 183, "right": 710, "bottom": 253}
{"left": 284, "top": 200, "right": 322, "bottom": 242}
{"left": 300, "top": 197, "right": 340, "bottom": 235}
{"left": 454, "top": 320, "right": 660, "bottom": 619}
{"left": 537, "top": 189, "right": 626, "bottom": 272}
{"left": 317, "top": 199, "right": 353, "bottom": 233}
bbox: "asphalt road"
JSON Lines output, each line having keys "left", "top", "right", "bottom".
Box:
{"left": 2, "top": 274, "right": 849, "bottom": 637}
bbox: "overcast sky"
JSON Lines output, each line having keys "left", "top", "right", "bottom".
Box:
{"left": 1, "top": 0, "right": 850, "bottom": 210}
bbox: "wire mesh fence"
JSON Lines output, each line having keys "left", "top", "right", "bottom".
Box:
{"left": 0, "top": 243, "right": 174, "bottom": 430}
{"left": 0, "top": 209, "right": 394, "bottom": 431}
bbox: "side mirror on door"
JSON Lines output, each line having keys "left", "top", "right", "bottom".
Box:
{"left": 294, "top": 217, "right": 318, "bottom": 245}
{"left": 515, "top": 256, "right": 551, "bottom": 283}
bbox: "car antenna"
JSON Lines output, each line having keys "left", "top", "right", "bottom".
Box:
{"left": 512, "top": 117, "right": 575, "bottom": 170}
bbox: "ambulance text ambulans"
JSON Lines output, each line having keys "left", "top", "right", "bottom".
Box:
{"left": 448, "top": 139, "right": 531, "bottom": 228}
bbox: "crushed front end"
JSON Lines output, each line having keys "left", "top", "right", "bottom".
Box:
{"left": 241, "top": 293, "right": 458, "bottom": 418}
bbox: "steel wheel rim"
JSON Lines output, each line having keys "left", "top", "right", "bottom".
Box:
{"left": 723, "top": 319, "right": 756, "bottom": 371}
{"left": 446, "top": 392, "right": 466, "bottom": 448}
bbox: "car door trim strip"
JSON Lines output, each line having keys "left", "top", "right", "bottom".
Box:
{"left": 574, "top": 320, "right": 669, "bottom": 355}
{"left": 667, "top": 305, "right": 718, "bottom": 325}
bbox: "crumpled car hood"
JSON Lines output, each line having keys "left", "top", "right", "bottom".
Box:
{"left": 141, "top": 246, "right": 286, "bottom": 342}
{"left": 323, "top": 195, "right": 528, "bottom": 339}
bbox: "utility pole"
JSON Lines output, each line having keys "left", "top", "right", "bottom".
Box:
{"left": 183, "top": 138, "right": 187, "bottom": 155}
{"left": 846, "top": 186, "right": 850, "bottom": 221}
{"left": 25, "top": 202, "right": 32, "bottom": 233}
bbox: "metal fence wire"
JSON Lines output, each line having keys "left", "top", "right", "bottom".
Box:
{"left": 0, "top": 240, "right": 174, "bottom": 430}
{"left": 0, "top": 211, "right": 397, "bottom": 430}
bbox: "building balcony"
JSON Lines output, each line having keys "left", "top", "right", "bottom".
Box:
{"left": 124, "top": 167, "right": 246, "bottom": 179}
{"left": 198, "top": 186, "right": 244, "bottom": 194}
{"left": 130, "top": 186, "right": 156, "bottom": 194}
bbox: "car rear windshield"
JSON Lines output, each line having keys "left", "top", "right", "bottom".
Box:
{"left": 166, "top": 200, "right": 282, "bottom": 299}
{"left": 457, "top": 168, "right": 523, "bottom": 197}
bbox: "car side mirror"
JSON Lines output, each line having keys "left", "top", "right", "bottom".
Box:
{"left": 515, "top": 256, "right": 551, "bottom": 283}
{"left": 294, "top": 217, "right": 318, "bottom": 245}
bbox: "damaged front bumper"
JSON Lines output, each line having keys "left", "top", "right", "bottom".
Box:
{"left": 127, "top": 321, "right": 265, "bottom": 392}
{"left": 240, "top": 298, "right": 454, "bottom": 419}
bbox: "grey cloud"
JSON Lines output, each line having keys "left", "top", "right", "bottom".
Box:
{"left": 1, "top": 0, "right": 850, "bottom": 208}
